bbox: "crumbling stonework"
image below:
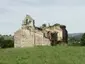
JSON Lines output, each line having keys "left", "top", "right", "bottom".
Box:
{"left": 14, "top": 15, "right": 68, "bottom": 48}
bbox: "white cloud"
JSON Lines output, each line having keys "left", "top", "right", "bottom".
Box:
{"left": 7, "top": 0, "right": 85, "bottom": 7}
{"left": 0, "top": 0, "right": 85, "bottom": 34}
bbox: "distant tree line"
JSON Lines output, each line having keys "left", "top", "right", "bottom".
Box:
{"left": 0, "top": 35, "right": 14, "bottom": 48}
{"left": 68, "top": 36, "right": 81, "bottom": 46}
{"left": 68, "top": 33, "right": 85, "bottom": 46}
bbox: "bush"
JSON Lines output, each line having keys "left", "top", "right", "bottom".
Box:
{"left": 0, "top": 40, "right": 14, "bottom": 48}
{"left": 0, "top": 35, "right": 14, "bottom": 48}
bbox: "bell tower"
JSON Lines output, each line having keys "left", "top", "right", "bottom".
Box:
{"left": 22, "top": 15, "right": 35, "bottom": 30}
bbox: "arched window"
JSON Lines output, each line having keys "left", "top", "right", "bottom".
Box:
{"left": 26, "top": 19, "right": 28, "bottom": 24}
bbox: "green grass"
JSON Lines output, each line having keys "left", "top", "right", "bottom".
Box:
{"left": 0, "top": 46, "right": 85, "bottom": 64}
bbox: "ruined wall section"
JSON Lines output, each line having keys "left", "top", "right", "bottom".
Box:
{"left": 14, "top": 28, "right": 51, "bottom": 48}
{"left": 14, "top": 29, "right": 34, "bottom": 48}
{"left": 34, "top": 30, "right": 50, "bottom": 46}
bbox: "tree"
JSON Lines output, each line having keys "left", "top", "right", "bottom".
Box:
{"left": 80, "top": 33, "right": 85, "bottom": 46}
{"left": 1, "top": 39, "right": 14, "bottom": 48}
{"left": 0, "top": 35, "right": 14, "bottom": 48}
{"left": 0, "top": 36, "right": 4, "bottom": 47}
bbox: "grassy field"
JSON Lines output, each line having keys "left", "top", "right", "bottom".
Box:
{"left": 0, "top": 46, "right": 85, "bottom": 64}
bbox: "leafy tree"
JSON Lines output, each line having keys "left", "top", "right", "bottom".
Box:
{"left": 0, "top": 36, "right": 4, "bottom": 47}
{"left": 0, "top": 35, "right": 14, "bottom": 48}
{"left": 80, "top": 33, "right": 85, "bottom": 46}
{"left": 0, "top": 39, "right": 14, "bottom": 48}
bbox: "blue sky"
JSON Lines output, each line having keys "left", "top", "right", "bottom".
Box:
{"left": 0, "top": 0, "right": 85, "bottom": 35}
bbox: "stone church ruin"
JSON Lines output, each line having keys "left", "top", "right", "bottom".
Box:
{"left": 14, "top": 15, "right": 68, "bottom": 48}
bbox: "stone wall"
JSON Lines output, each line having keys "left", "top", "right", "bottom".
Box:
{"left": 14, "top": 28, "right": 50, "bottom": 48}
{"left": 14, "top": 29, "right": 34, "bottom": 48}
{"left": 34, "top": 31, "right": 50, "bottom": 46}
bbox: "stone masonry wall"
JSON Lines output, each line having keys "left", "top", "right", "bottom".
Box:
{"left": 14, "top": 28, "right": 51, "bottom": 48}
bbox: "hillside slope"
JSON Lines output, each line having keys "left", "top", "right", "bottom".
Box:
{"left": 0, "top": 46, "right": 85, "bottom": 64}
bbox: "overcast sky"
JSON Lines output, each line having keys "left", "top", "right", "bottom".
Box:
{"left": 0, "top": 0, "right": 85, "bottom": 35}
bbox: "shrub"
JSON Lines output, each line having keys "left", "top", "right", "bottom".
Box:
{"left": 0, "top": 39, "right": 14, "bottom": 48}
{"left": 0, "top": 35, "right": 14, "bottom": 48}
